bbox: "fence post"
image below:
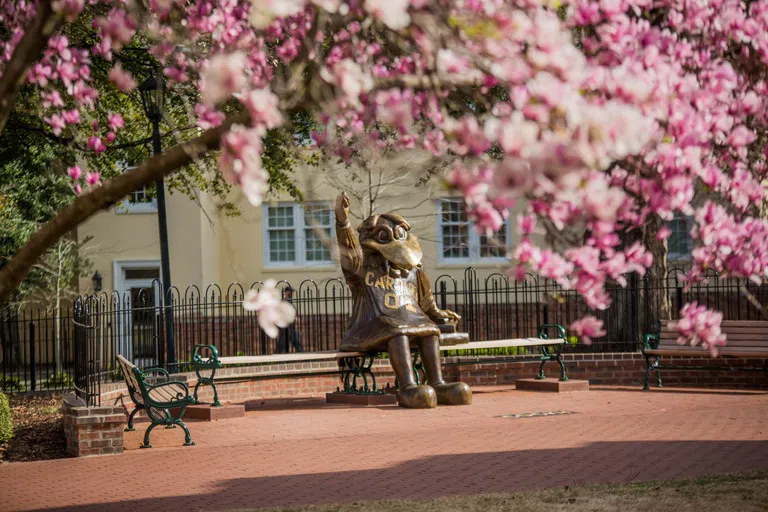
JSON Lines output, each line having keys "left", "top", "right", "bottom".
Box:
{"left": 439, "top": 281, "right": 447, "bottom": 310}
{"left": 29, "top": 321, "right": 36, "bottom": 392}
{"left": 630, "top": 273, "right": 639, "bottom": 347}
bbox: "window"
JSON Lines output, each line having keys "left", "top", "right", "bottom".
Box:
{"left": 116, "top": 167, "right": 157, "bottom": 214}
{"left": 264, "top": 202, "right": 334, "bottom": 266}
{"left": 437, "top": 199, "right": 509, "bottom": 263}
{"left": 667, "top": 213, "right": 692, "bottom": 260}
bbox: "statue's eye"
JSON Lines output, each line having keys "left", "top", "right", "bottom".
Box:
{"left": 394, "top": 226, "right": 407, "bottom": 240}
{"left": 377, "top": 229, "right": 390, "bottom": 243}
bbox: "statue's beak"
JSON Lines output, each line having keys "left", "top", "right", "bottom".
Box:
{"left": 362, "top": 235, "right": 423, "bottom": 271}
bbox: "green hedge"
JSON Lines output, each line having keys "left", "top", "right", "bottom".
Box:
{"left": 0, "top": 374, "right": 24, "bottom": 392}
{"left": 0, "top": 392, "right": 13, "bottom": 443}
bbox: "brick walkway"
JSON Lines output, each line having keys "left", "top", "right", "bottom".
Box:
{"left": 2, "top": 386, "right": 768, "bottom": 512}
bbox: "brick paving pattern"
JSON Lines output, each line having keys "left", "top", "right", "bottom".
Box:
{"left": 1, "top": 385, "right": 767, "bottom": 511}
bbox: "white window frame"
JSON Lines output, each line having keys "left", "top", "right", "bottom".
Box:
{"left": 262, "top": 202, "right": 335, "bottom": 268}
{"left": 115, "top": 167, "right": 158, "bottom": 214}
{"left": 436, "top": 198, "right": 510, "bottom": 265}
{"left": 667, "top": 213, "right": 693, "bottom": 260}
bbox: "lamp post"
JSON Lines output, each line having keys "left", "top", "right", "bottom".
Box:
{"left": 138, "top": 71, "right": 176, "bottom": 371}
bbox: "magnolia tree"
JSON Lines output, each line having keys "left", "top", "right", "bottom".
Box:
{"left": 1, "top": 0, "right": 767, "bottom": 351}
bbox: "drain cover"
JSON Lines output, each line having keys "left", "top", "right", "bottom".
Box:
{"left": 496, "top": 410, "right": 575, "bottom": 419}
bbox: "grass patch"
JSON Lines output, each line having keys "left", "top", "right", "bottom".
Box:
{"left": 250, "top": 471, "right": 768, "bottom": 512}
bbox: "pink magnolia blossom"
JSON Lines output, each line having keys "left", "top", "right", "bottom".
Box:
{"left": 569, "top": 317, "right": 607, "bottom": 345}
{"left": 670, "top": 303, "right": 727, "bottom": 357}
{"left": 61, "top": 109, "right": 80, "bottom": 125}
{"left": 241, "top": 88, "right": 283, "bottom": 129}
{"left": 365, "top": 0, "right": 410, "bottom": 30}
{"left": 108, "top": 63, "right": 137, "bottom": 92}
{"left": 201, "top": 52, "right": 248, "bottom": 105}
{"left": 249, "top": 0, "right": 306, "bottom": 29}
{"left": 85, "top": 171, "right": 101, "bottom": 186}
{"left": 518, "top": 214, "right": 536, "bottom": 236}
{"left": 67, "top": 165, "right": 82, "bottom": 180}
{"left": 108, "top": 113, "right": 124, "bottom": 131}
{"left": 243, "top": 280, "right": 297, "bottom": 338}
{"left": 87, "top": 136, "right": 106, "bottom": 153}
{"left": 322, "top": 59, "right": 373, "bottom": 104}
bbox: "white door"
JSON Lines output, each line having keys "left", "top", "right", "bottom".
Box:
{"left": 115, "top": 263, "right": 161, "bottom": 366}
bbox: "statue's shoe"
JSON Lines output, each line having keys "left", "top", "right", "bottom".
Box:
{"left": 397, "top": 384, "right": 437, "bottom": 409}
{"left": 431, "top": 382, "right": 472, "bottom": 406}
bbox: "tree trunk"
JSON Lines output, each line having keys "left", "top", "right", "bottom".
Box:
{"left": 643, "top": 213, "right": 671, "bottom": 331}
{"left": 54, "top": 241, "right": 62, "bottom": 374}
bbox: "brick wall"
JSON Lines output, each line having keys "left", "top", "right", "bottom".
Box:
{"left": 442, "top": 353, "right": 768, "bottom": 389}
{"left": 62, "top": 393, "right": 126, "bottom": 457}
{"left": 99, "top": 353, "right": 767, "bottom": 413}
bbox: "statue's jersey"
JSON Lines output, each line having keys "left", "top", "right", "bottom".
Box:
{"left": 340, "top": 265, "right": 440, "bottom": 352}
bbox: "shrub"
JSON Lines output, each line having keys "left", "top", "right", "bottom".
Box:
{"left": 0, "top": 374, "right": 24, "bottom": 392}
{"left": 0, "top": 392, "right": 13, "bottom": 443}
{"left": 41, "top": 372, "right": 74, "bottom": 389}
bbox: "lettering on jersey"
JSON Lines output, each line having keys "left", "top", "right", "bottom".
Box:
{"left": 365, "top": 271, "right": 419, "bottom": 312}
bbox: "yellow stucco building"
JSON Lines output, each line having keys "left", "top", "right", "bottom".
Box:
{"left": 78, "top": 153, "right": 533, "bottom": 301}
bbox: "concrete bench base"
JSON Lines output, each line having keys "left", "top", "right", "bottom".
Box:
{"left": 516, "top": 378, "right": 589, "bottom": 392}
{"left": 326, "top": 390, "right": 398, "bottom": 406}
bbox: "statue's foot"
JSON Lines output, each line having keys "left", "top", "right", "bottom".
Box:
{"left": 431, "top": 382, "right": 472, "bottom": 406}
{"left": 397, "top": 385, "right": 437, "bottom": 409}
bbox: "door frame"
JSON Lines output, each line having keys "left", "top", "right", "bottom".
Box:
{"left": 113, "top": 260, "right": 162, "bottom": 364}
{"left": 113, "top": 259, "right": 163, "bottom": 296}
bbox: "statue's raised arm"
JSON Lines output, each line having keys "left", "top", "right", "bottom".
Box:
{"left": 334, "top": 192, "right": 363, "bottom": 281}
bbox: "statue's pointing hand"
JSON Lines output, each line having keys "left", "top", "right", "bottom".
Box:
{"left": 335, "top": 192, "right": 350, "bottom": 225}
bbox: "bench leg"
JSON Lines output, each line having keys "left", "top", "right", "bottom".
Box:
{"left": 643, "top": 356, "right": 662, "bottom": 390}
{"left": 140, "top": 423, "right": 160, "bottom": 449}
{"left": 193, "top": 367, "right": 222, "bottom": 407}
{"left": 535, "top": 359, "right": 547, "bottom": 380}
{"left": 554, "top": 353, "right": 568, "bottom": 382}
{"left": 179, "top": 421, "right": 195, "bottom": 446}
{"left": 125, "top": 406, "right": 141, "bottom": 432}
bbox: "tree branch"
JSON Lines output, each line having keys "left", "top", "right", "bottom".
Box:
{"left": 0, "top": 111, "right": 249, "bottom": 303}
{"left": 0, "top": 0, "right": 64, "bottom": 133}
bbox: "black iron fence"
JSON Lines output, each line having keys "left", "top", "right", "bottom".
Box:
{"left": 2, "top": 267, "right": 767, "bottom": 400}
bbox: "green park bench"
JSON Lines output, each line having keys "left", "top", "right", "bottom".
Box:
{"left": 190, "top": 324, "right": 568, "bottom": 403}
{"left": 642, "top": 320, "right": 768, "bottom": 390}
{"left": 117, "top": 355, "right": 196, "bottom": 448}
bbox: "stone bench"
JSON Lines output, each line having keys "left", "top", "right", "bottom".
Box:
{"left": 641, "top": 320, "right": 768, "bottom": 390}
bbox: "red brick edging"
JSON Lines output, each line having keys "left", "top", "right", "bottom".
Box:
{"left": 62, "top": 393, "right": 126, "bottom": 457}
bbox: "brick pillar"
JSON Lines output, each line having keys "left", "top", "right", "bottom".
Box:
{"left": 62, "top": 393, "right": 127, "bottom": 457}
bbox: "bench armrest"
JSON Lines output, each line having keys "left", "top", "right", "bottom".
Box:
{"left": 193, "top": 344, "right": 222, "bottom": 367}
{"left": 144, "top": 380, "right": 193, "bottom": 407}
{"left": 643, "top": 333, "right": 660, "bottom": 352}
{"left": 537, "top": 324, "right": 566, "bottom": 341}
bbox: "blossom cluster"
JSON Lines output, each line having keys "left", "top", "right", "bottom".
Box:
{"left": 669, "top": 303, "right": 727, "bottom": 357}
{"left": 4, "top": 0, "right": 768, "bottom": 344}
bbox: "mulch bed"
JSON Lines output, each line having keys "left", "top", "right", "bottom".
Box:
{"left": 0, "top": 394, "right": 68, "bottom": 463}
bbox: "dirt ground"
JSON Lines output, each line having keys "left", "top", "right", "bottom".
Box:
{"left": 0, "top": 394, "right": 68, "bottom": 463}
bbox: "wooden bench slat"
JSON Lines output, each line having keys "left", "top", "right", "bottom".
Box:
{"left": 440, "top": 338, "right": 565, "bottom": 352}
{"left": 217, "top": 350, "right": 365, "bottom": 365}
{"left": 214, "top": 338, "right": 563, "bottom": 366}
{"left": 720, "top": 320, "right": 768, "bottom": 327}
{"left": 648, "top": 349, "right": 768, "bottom": 358}
{"left": 658, "top": 338, "right": 768, "bottom": 346}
